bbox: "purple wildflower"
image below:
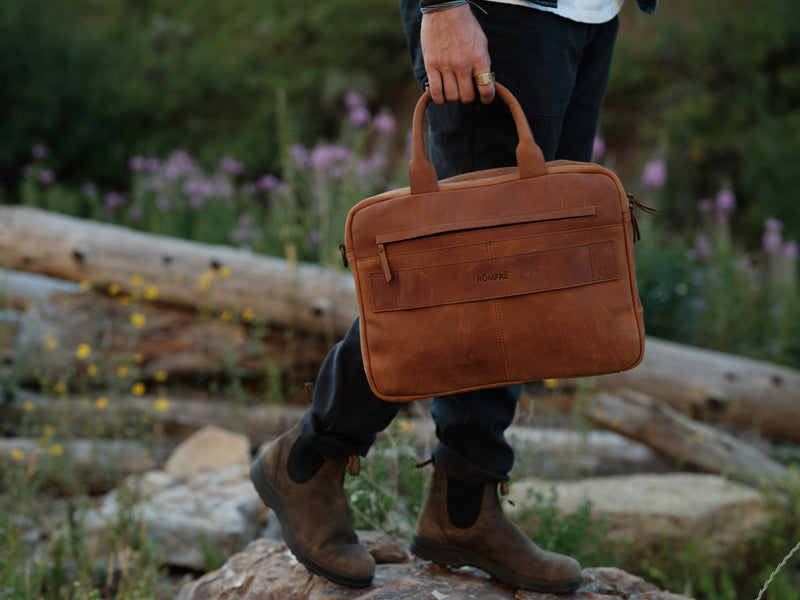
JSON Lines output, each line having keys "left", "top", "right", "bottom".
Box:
{"left": 592, "top": 136, "right": 606, "bottom": 160}
{"left": 219, "top": 156, "right": 244, "bottom": 175}
{"left": 104, "top": 192, "right": 124, "bottom": 209}
{"left": 692, "top": 234, "right": 714, "bottom": 259}
{"left": 640, "top": 159, "right": 667, "bottom": 189}
{"left": 345, "top": 91, "right": 366, "bottom": 110}
{"left": 697, "top": 197, "right": 714, "bottom": 214}
{"left": 374, "top": 113, "right": 397, "bottom": 136}
{"left": 38, "top": 170, "right": 55, "bottom": 185}
{"left": 784, "top": 240, "right": 799, "bottom": 261}
{"left": 259, "top": 174, "right": 281, "bottom": 192}
{"left": 289, "top": 144, "right": 311, "bottom": 169}
{"left": 31, "top": 144, "right": 49, "bottom": 160}
{"left": 310, "top": 144, "right": 351, "bottom": 171}
{"left": 762, "top": 218, "right": 784, "bottom": 254}
{"left": 349, "top": 106, "right": 371, "bottom": 128}
{"left": 82, "top": 182, "right": 98, "bottom": 197}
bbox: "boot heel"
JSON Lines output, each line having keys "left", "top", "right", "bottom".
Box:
{"left": 411, "top": 534, "right": 470, "bottom": 568}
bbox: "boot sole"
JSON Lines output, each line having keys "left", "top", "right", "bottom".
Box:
{"left": 411, "top": 533, "right": 581, "bottom": 595}
{"left": 250, "top": 457, "right": 373, "bottom": 588}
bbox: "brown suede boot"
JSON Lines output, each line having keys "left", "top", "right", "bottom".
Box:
{"left": 249, "top": 424, "right": 375, "bottom": 587}
{"left": 411, "top": 464, "right": 581, "bottom": 594}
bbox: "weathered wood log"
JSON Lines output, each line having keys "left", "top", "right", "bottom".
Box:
{"left": 10, "top": 288, "right": 330, "bottom": 393}
{"left": 592, "top": 337, "right": 800, "bottom": 443}
{"left": 6, "top": 391, "right": 675, "bottom": 480}
{"left": 582, "top": 389, "right": 792, "bottom": 489}
{"left": 0, "top": 205, "right": 358, "bottom": 339}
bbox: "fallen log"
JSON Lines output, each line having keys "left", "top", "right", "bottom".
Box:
{"left": 592, "top": 337, "right": 800, "bottom": 444}
{"left": 0, "top": 205, "right": 358, "bottom": 339}
{"left": 582, "top": 389, "right": 792, "bottom": 489}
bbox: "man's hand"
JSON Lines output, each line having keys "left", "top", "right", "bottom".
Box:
{"left": 421, "top": 4, "right": 495, "bottom": 105}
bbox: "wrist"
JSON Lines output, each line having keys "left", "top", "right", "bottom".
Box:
{"left": 420, "top": 0, "right": 468, "bottom": 14}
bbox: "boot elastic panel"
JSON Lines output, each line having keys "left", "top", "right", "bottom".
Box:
{"left": 287, "top": 438, "right": 326, "bottom": 484}
{"left": 446, "top": 478, "right": 484, "bottom": 529}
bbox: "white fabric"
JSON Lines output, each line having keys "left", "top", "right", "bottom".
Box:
{"left": 483, "top": 0, "right": 624, "bottom": 24}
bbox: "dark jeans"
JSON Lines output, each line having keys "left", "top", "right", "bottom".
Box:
{"left": 299, "top": 1, "right": 619, "bottom": 485}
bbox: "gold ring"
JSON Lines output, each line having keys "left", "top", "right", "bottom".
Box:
{"left": 473, "top": 72, "right": 494, "bottom": 86}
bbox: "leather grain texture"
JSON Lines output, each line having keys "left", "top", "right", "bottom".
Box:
{"left": 344, "top": 83, "right": 646, "bottom": 402}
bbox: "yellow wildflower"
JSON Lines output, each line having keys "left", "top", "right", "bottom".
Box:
{"left": 86, "top": 363, "right": 98, "bottom": 376}
{"left": 116, "top": 365, "right": 129, "bottom": 378}
{"left": 398, "top": 419, "right": 413, "bottom": 432}
{"left": 153, "top": 370, "right": 168, "bottom": 382}
{"left": 130, "top": 273, "right": 143, "bottom": 287}
{"left": 43, "top": 332, "right": 58, "bottom": 351}
{"left": 79, "top": 279, "right": 92, "bottom": 291}
{"left": 543, "top": 378, "right": 559, "bottom": 390}
{"left": 219, "top": 265, "right": 232, "bottom": 278}
{"left": 220, "top": 310, "right": 232, "bottom": 323}
{"left": 108, "top": 283, "right": 121, "bottom": 295}
{"left": 197, "top": 270, "right": 215, "bottom": 292}
{"left": 43, "top": 424, "right": 55, "bottom": 436}
{"left": 153, "top": 398, "right": 170, "bottom": 412}
{"left": 131, "top": 382, "right": 146, "bottom": 396}
{"left": 10, "top": 448, "right": 24, "bottom": 461}
{"left": 95, "top": 396, "right": 109, "bottom": 410}
{"left": 130, "top": 312, "right": 146, "bottom": 328}
{"left": 144, "top": 285, "right": 159, "bottom": 300}
{"left": 133, "top": 353, "right": 143, "bottom": 364}
{"left": 22, "top": 400, "right": 35, "bottom": 412}
{"left": 75, "top": 343, "right": 91, "bottom": 360}
{"left": 50, "top": 444, "right": 64, "bottom": 456}
{"left": 53, "top": 381, "right": 66, "bottom": 395}
{"left": 241, "top": 307, "right": 255, "bottom": 322}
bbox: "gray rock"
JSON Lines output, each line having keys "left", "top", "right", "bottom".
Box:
{"left": 84, "top": 464, "right": 266, "bottom": 571}
{"left": 176, "top": 537, "right": 695, "bottom": 599}
{"left": 508, "top": 473, "right": 771, "bottom": 559}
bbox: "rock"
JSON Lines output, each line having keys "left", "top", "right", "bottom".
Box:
{"left": 84, "top": 426, "right": 265, "bottom": 571}
{"left": 164, "top": 425, "right": 251, "bottom": 480}
{"left": 508, "top": 473, "right": 771, "bottom": 558}
{"left": 176, "top": 537, "right": 695, "bottom": 599}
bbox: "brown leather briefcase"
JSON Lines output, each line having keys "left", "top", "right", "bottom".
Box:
{"left": 340, "top": 83, "right": 654, "bottom": 402}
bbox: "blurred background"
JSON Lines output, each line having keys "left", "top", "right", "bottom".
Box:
{"left": 2, "top": 0, "right": 798, "bottom": 367}
{"left": 1, "top": 1, "right": 799, "bottom": 599}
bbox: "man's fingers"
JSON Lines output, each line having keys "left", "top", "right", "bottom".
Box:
{"left": 474, "top": 73, "right": 495, "bottom": 104}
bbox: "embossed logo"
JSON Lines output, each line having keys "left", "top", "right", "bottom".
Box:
{"left": 477, "top": 271, "right": 510, "bottom": 283}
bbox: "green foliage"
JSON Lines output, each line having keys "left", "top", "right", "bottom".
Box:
{"left": 609, "top": 0, "right": 800, "bottom": 243}
{"left": 634, "top": 189, "right": 800, "bottom": 367}
{"left": 0, "top": 0, "right": 410, "bottom": 191}
{"left": 344, "top": 419, "right": 430, "bottom": 537}
{"left": 512, "top": 486, "right": 620, "bottom": 568}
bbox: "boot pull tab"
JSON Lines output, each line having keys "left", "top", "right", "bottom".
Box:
{"left": 415, "top": 458, "right": 434, "bottom": 470}
{"left": 303, "top": 382, "right": 314, "bottom": 403}
{"left": 498, "top": 480, "right": 515, "bottom": 507}
{"left": 347, "top": 455, "right": 361, "bottom": 476}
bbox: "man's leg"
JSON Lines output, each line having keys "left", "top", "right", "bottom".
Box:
{"left": 250, "top": 318, "right": 400, "bottom": 587}
{"left": 401, "top": 1, "right": 619, "bottom": 593}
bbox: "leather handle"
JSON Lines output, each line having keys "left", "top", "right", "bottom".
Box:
{"left": 408, "top": 82, "right": 547, "bottom": 195}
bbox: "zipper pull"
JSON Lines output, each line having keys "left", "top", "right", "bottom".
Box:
{"left": 627, "top": 193, "right": 659, "bottom": 243}
{"left": 339, "top": 243, "right": 349, "bottom": 268}
{"left": 377, "top": 243, "right": 393, "bottom": 283}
